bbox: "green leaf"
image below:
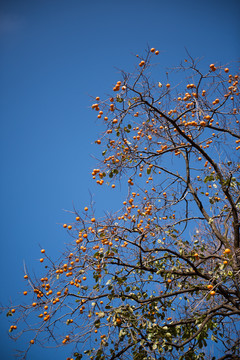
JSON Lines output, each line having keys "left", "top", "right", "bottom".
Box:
{"left": 98, "top": 311, "right": 105, "bottom": 318}
{"left": 116, "top": 96, "right": 123, "bottom": 103}
{"left": 94, "top": 319, "right": 101, "bottom": 328}
{"left": 204, "top": 175, "right": 214, "bottom": 183}
{"left": 74, "top": 353, "right": 83, "bottom": 360}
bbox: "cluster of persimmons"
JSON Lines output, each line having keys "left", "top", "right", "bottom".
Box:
{"left": 7, "top": 48, "right": 239, "bottom": 360}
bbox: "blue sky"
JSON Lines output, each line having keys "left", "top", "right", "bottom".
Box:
{"left": 0, "top": 0, "right": 239, "bottom": 359}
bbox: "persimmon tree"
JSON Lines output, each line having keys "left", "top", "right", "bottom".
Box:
{"left": 7, "top": 48, "right": 240, "bottom": 360}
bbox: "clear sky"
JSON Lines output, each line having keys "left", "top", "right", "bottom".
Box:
{"left": 0, "top": 0, "right": 239, "bottom": 359}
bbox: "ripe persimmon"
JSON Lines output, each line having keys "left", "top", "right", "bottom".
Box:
{"left": 210, "top": 64, "right": 216, "bottom": 71}
{"left": 116, "top": 318, "right": 122, "bottom": 325}
{"left": 224, "top": 248, "right": 231, "bottom": 254}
